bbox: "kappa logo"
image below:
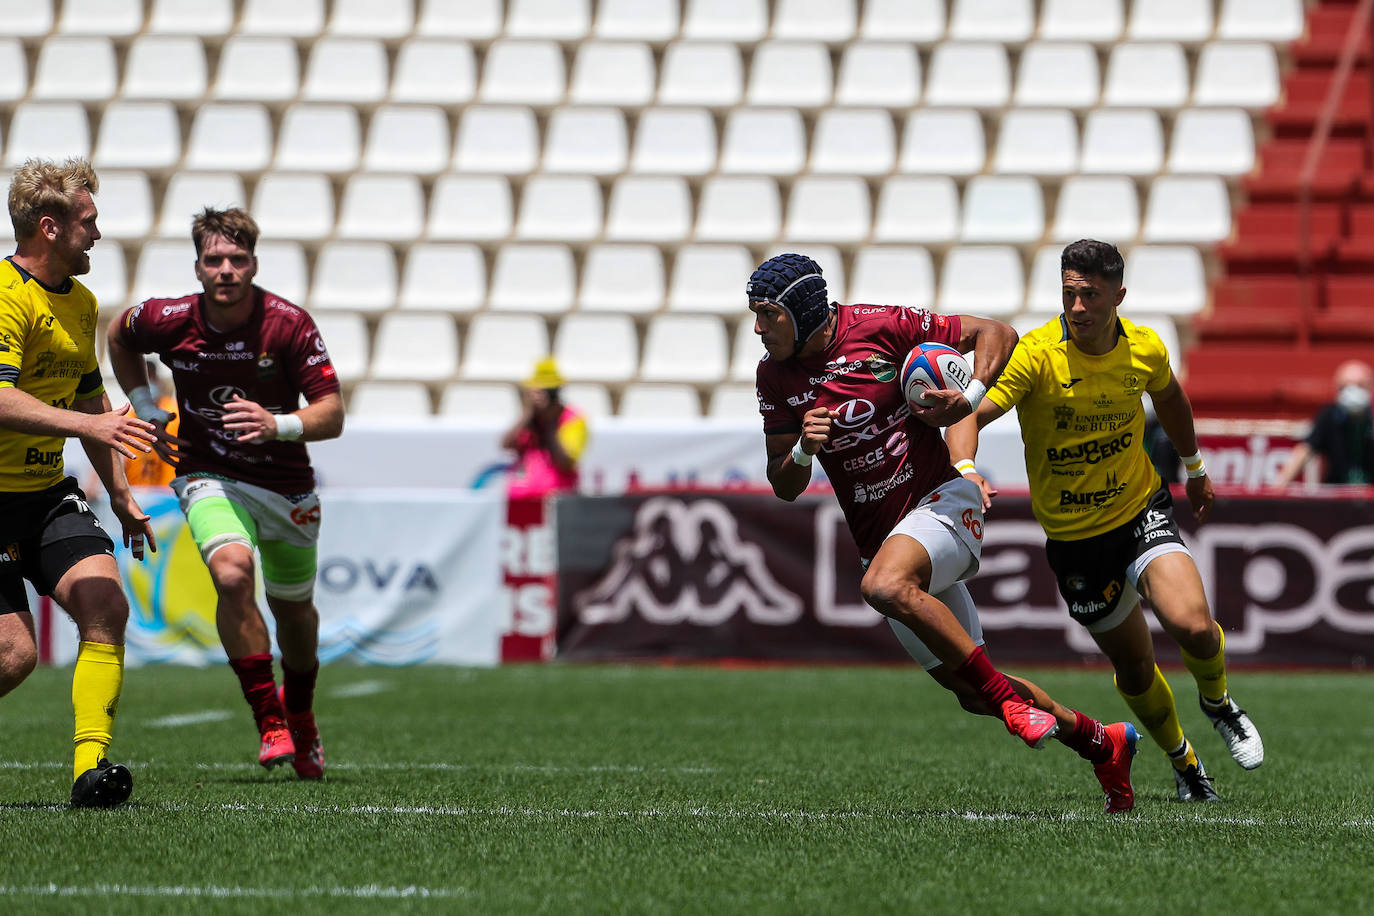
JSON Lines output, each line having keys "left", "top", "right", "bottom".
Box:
{"left": 575, "top": 497, "right": 802, "bottom": 627}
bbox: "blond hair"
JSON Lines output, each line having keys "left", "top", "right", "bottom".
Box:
{"left": 191, "top": 207, "right": 260, "bottom": 256}
{"left": 7, "top": 157, "right": 100, "bottom": 240}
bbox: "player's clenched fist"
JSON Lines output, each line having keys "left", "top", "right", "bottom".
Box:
{"left": 799, "top": 406, "right": 835, "bottom": 456}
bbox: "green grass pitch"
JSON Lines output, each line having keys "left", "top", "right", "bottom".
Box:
{"left": 2, "top": 663, "right": 1370, "bottom": 914}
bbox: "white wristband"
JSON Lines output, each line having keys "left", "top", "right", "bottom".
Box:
{"left": 790, "top": 439, "right": 814, "bottom": 467}
{"left": 962, "top": 379, "right": 987, "bottom": 410}
{"left": 275, "top": 413, "right": 305, "bottom": 442}
{"left": 954, "top": 459, "right": 977, "bottom": 476}
{"left": 1180, "top": 450, "right": 1206, "bottom": 479}
{"left": 127, "top": 385, "right": 172, "bottom": 425}
{"left": 1185, "top": 461, "right": 1208, "bottom": 479}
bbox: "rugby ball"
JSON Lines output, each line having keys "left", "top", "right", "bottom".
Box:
{"left": 900, "top": 342, "right": 973, "bottom": 407}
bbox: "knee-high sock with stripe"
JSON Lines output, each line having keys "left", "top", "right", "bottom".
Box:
{"left": 72, "top": 641, "right": 124, "bottom": 781}
{"left": 1116, "top": 664, "right": 1197, "bottom": 770}
{"left": 1181, "top": 623, "right": 1229, "bottom": 705}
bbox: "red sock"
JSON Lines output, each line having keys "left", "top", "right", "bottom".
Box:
{"left": 954, "top": 645, "right": 1019, "bottom": 713}
{"left": 1061, "top": 710, "right": 1111, "bottom": 764}
{"left": 281, "top": 660, "right": 319, "bottom": 715}
{"left": 228, "top": 654, "right": 282, "bottom": 730}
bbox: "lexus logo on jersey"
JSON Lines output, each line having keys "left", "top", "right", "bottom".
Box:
{"left": 574, "top": 497, "right": 802, "bottom": 627}
{"left": 833, "top": 398, "right": 876, "bottom": 428}
{"left": 210, "top": 384, "right": 246, "bottom": 405}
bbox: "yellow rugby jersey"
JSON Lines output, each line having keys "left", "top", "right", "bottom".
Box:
{"left": 0, "top": 258, "right": 105, "bottom": 491}
{"left": 986, "top": 315, "right": 1173, "bottom": 540}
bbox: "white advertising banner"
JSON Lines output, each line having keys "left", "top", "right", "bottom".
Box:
{"left": 51, "top": 488, "right": 505, "bottom": 667}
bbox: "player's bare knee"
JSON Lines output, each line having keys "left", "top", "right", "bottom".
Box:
{"left": 860, "top": 568, "right": 920, "bottom": 617}
{"left": 0, "top": 641, "right": 37, "bottom": 694}
{"left": 209, "top": 557, "right": 256, "bottom": 603}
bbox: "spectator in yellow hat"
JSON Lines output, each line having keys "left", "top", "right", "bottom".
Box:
{"left": 501, "top": 357, "right": 588, "bottom": 498}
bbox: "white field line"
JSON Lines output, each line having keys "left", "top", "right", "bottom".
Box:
{"left": 145, "top": 710, "right": 235, "bottom": 728}
{"left": 327, "top": 680, "right": 393, "bottom": 699}
{"left": 0, "top": 883, "right": 462, "bottom": 900}
{"left": 0, "top": 760, "right": 719, "bottom": 775}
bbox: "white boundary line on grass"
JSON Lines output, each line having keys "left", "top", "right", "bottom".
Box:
{"left": 0, "top": 883, "right": 462, "bottom": 900}
{"left": 145, "top": 711, "right": 235, "bottom": 728}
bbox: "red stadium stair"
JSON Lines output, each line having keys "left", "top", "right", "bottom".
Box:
{"left": 1188, "top": 0, "right": 1374, "bottom": 421}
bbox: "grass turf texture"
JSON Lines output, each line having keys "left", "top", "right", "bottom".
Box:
{"left": 1, "top": 664, "right": 1370, "bottom": 914}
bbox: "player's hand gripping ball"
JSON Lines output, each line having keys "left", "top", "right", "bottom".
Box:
{"left": 900, "top": 342, "right": 973, "bottom": 408}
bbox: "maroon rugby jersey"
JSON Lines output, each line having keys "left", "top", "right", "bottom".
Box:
{"left": 116, "top": 287, "right": 340, "bottom": 494}
{"left": 755, "top": 304, "right": 963, "bottom": 558}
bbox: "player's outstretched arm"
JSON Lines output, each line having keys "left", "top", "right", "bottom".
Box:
{"left": 1150, "top": 373, "right": 1213, "bottom": 523}
{"left": 946, "top": 399, "right": 1008, "bottom": 510}
{"left": 73, "top": 392, "right": 156, "bottom": 560}
{"left": 765, "top": 406, "right": 833, "bottom": 502}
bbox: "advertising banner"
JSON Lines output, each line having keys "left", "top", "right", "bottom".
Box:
{"left": 501, "top": 494, "right": 557, "bottom": 661}
{"left": 556, "top": 491, "right": 1374, "bottom": 667}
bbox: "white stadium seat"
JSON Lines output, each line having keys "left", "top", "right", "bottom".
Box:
{"left": 312, "top": 312, "right": 370, "bottom": 383}
{"left": 310, "top": 241, "right": 398, "bottom": 313}
{"left": 578, "top": 245, "right": 665, "bottom": 314}
{"left": 391, "top": 40, "right": 478, "bottom": 105}
{"left": 254, "top": 241, "right": 309, "bottom": 305}
{"left": 859, "top": 0, "right": 946, "bottom": 42}
{"left": 301, "top": 38, "right": 388, "bottom": 105}
{"left": 730, "top": 314, "right": 763, "bottom": 380}
{"left": 937, "top": 246, "right": 1024, "bottom": 318}
{"left": 337, "top": 174, "right": 424, "bottom": 241}
{"left": 631, "top": 107, "right": 717, "bottom": 175}
{"left": 1124, "top": 246, "right": 1207, "bottom": 316}
{"left": 1026, "top": 245, "right": 1066, "bottom": 313}
{"left": 1051, "top": 175, "right": 1141, "bottom": 243}
{"left": 399, "top": 243, "right": 487, "bottom": 314}
{"left": 158, "top": 172, "right": 246, "bottom": 237}
{"left": 899, "top": 109, "right": 985, "bottom": 175}
{"left": 480, "top": 40, "right": 566, "bottom": 106}
{"left": 719, "top": 108, "right": 807, "bottom": 175}
{"left": 515, "top": 175, "right": 603, "bottom": 243}
{"left": 1039, "top": 0, "right": 1125, "bottom": 41}
{"left": 438, "top": 383, "right": 521, "bottom": 420}
{"left": 184, "top": 104, "right": 272, "bottom": 172}
{"left": 123, "top": 36, "right": 208, "bottom": 101}
{"left": 239, "top": 0, "right": 323, "bottom": 36}
{"left": 604, "top": 175, "right": 694, "bottom": 244}
{"left": 363, "top": 106, "right": 451, "bottom": 175}
{"left": 773, "top": 0, "right": 857, "bottom": 41}
{"left": 992, "top": 108, "right": 1078, "bottom": 175}
{"left": 93, "top": 101, "right": 181, "bottom": 172}
{"left": 554, "top": 313, "right": 640, "bottom": 383}
{"left": 747, "top": 41, "right": 833, "bottom": 108}
{"left": 212, "top": 37, "right": 299, "bottom": 103}
{"left": 1014, "top": 42, "right": 1100, "bottom": 108}
{"left": 949, "top": 0, "right": 1034, "bottom": 42}
{"left": 560, "top": 383, "right": 613, "bottom": 420}
{"left": 1079, "top": 108, "right": 1164, "bottom": 175}
{"left": 834, "top": 43, "right": 922, "bottom": 108}
{"left": 461, "top": 314, "right": 550, "bottom": 382}
{"left": 415, "top": 0, "right": 501, "bottom": 39}
{"left": 618, "top": 383, "right": 702, "bottom": 419}
{"left": 453, "top": 106, "right": 540, "bottom": 174}
{"left": 506, "top": 0, "right": 592, "bottom": 40}
{"left": 681, "top": 0, "right": 768, "bottom": 42}
{"left": 1168, "top": 108, "right": 1255, "bottom": 175}
{"left": 2, "top": 0, "right": 52, "bottom": 37}
{"left": 1126, "top": 0, "right": 1213, "bottom": 42}
{"left": 925, "top": 43, "right": 1011, "bottom": 108}
{"left": 58, "top": 0, "right": 141, "bottom": 35}
{"left": 961, "top": 176, "right": 1044, "bottom": 244}
{"left": 640, "top": 315, "right": 729, "bottom": 383}
{"left": 348, "top": 383, "right": 433, "bottom": 418}
{"left": 148, "top": 0, "right": 235, "bottom": 35}
{"left": 427, "top": 175, "right": 514, "bottom": 241}
{"left": 1102, "top": 43, "right": 1189, "bottom": 107}
{"left": 1217, "top": 0, "right": 1304, "bottom": 41}
{"left": 371, "top": 313, "right": 459, "bottom": 383}
{"left": 658, "top": 42, "right": 744, "bottom": 108}
{"left": 33, "top": 37, "right": 117, "bottom": 101}
{"left": 1142, "top": 176, "right": 1232, "bottom": 243}
{"left": 251, "top": 172, "right": 335, "bottom": 241}
{"left": 543, "top": 107, "right": 629, "bottom": 175}
{"left": 594, "top": 0, "right": 679, "bottom": 41}
{"left": 85, "top": 241, "right": 129, "bottom": 311}
{"left": 4, "top": 103, "right": 91, "bottom": 166}
{"left": 1192, "top": 43, "right": 1281, "bottom": 109}
{"left": 569, "top": 41, "right": 656, "bottom": 107}
{"left": 873, "top": 177, "right": 959, "bottom": 244}
{"left": 327, "top": 0, "right": 412, "bottom": 38}
{"left": 489, "top": 245, "right": 577, "bottom": 314}
{"left": 810, "top": 108, "right": 897, "bottom": 175}
{"left": 0, "top": 39, "right": 25, "bottom": 102}
{"left": 276, "top": 104, "right": 361, "bottom": 174}
{"left": 668, "top": 245, "right": 755, "bottom": 314}
{"left": 708, "top": 384, "right": 761, "bottom": 420}
{"left": 783, "top": 177, "right": 870, "bottom": 244}
{"left": 695, "top": 177, "right": 780, "bottom": 243}
{"left": 849, "top": 247, "right": 936, "bottom": 309}
{"left": 132, "top": 241, "right": 197, "bottom": 305}
{"left": 93, "top": 172, "right": 154, "bottom": 240}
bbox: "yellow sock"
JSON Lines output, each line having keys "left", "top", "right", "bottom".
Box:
{"left": 1115, "top": 664, "right": 1196, "bottom": 769}
{"left": 1181, "top": 623, "right": 1229, "bottom": 706}
{"left": 73, "top": 641, "right": 124, "bottom": 782}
